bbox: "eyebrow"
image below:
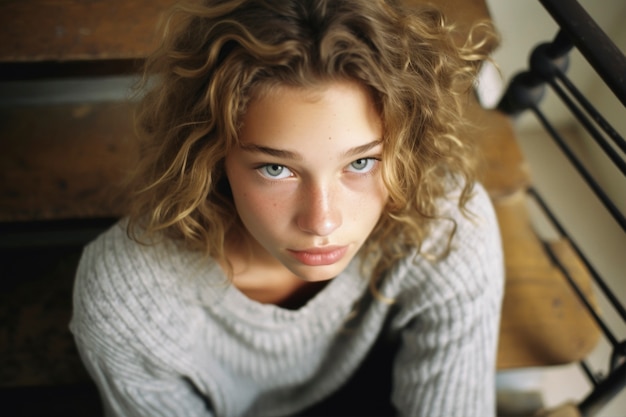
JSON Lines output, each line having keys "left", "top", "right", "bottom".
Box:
{"left": 342, "top": 139, "right": 383, "bottom": 158}
{"left": 239, "top": 143, "right": 302, "bottom": 160}
{"left": 239, "top": 139, "right": 383, "bottom": 160}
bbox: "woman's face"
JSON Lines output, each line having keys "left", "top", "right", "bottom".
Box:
{"left": 224, "top": 81, "right": 388, "bottom": 282}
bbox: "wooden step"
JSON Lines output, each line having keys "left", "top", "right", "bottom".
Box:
{"left": 495, "top": 191, "right": 601, "bottom": 368}
{"left": 0, "top": 0, "right": 173, "bottom": 62}
{"left": 0, "top": 0, "right": 495, "bottom": 63}
{"left": 464, "top": 94, "right": 532, "bottom": 201}
{"left": 0, "top": 102, "right": 135, "bottom": 221}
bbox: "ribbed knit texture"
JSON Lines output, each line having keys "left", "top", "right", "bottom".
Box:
{"left": 70, "top": 183, "right": 503, "bottom": 417}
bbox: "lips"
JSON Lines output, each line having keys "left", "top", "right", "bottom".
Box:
{"left": 288, "top": 245, "right": 349, "bottom": 266}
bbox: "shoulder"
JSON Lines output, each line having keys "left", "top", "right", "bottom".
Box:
{"left": 427, "top": 181, "right": 500, "bottom": 257}
{"left": 73, "top": 220, "right": 190, "bottom": 306}
{"left": 387, "top": 182, "right": 504, "bottom": 308}
{"left": 70, "top": 220, "right": 209, "bottom": 356}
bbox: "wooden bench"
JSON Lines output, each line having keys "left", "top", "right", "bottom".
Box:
{"left": 0, "top": 0, "right": 600, "bottom": 411}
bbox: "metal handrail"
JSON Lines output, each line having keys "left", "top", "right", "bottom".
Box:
{"left": 538, "top": 0, "right": 626, "bottom": 105}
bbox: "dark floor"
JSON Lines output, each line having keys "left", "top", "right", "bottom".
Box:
{"left": 0, "top": 244, "right": 102, "bottom": 417}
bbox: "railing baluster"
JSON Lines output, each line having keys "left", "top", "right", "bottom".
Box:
{"left": 529, "top": 104, "right": 626, "bottom": 231}
{"left": 579, "top": 360, "right": 600, "bottom": 388}
{"left": 546, "top": 76, "right": 626, "bottom": 175}
{"left": 553, "top": 69, "right": 626, "bottom": 153}
{"left": 528, "top": 188, "right": 626, "bottom": 324}
{"left": 579, "top": 361, "right": 626, "bottom": 417}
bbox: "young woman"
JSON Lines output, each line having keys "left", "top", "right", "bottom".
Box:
{"left": 71, "top": 0, "right": 504, "bottom": 415}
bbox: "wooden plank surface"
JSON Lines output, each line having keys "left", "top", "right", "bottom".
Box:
{"left": 0, "top": 0, "right": 497, "bottom": 63}
{"left": 0, "top": 102, "right": 135, "bottom": 220}
{"left": 495, "top": 191, "right": 600, "bottom": 369}
{"left": 465, "top": 95, "right": 532, "bottom": 200}
{"left": 0, "top": 0, "right": 173, "bottom": 62}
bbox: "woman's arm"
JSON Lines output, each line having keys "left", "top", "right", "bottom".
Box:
{"left": 391, "top": 184, "right": 504, "bottom": 416}
{"left": 392, "top": 282, "right": 503, "bottom": 416}
{"left": 74, "top": 340, "right": 214, "bottom": 417}
{"left": 70, "top": 223, "right": 215, "bottom": 417}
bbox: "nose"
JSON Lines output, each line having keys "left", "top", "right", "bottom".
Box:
{"left": 296, "top": 182, "right": 342, "bottom": 237}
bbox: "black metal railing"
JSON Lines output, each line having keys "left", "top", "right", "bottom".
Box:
{"left": 497, "top": 0, "right": 626, "bottom": 415}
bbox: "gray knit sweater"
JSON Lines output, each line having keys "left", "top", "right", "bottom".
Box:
{"left": 70, "top": 183, "right": 503, "bottom": 417}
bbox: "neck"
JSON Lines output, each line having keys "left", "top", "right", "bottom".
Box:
{"left": 222, "top": 231, "right": 330, "bottom": 309}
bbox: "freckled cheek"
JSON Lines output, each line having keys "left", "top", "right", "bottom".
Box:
{"left": 358, "top": 192, "right": 387, "bottom": 220}
{"left": 237, "top": 187, "right": 292, "bottom": 224}
{"left": 348, "top": 177, "right": 389, "bottom": 210}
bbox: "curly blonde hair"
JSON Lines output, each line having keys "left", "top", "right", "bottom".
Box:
{"left": 127, "top": 0, "right": 496, "bottom": 286}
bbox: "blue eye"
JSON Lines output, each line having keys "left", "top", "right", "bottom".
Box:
{"left": 347, "top": 158, "right": 377, "bottom": 173}
{"left": 258, "top": 164, "right": 293, "bottom": 179}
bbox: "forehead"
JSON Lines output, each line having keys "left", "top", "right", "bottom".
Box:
{"left": 237, "top": 81, "right": 383, "bottom": 152}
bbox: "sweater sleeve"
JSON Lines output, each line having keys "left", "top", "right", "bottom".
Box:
{"left": 73, "top": 341, "right": 213, "bottom": 417}
{"left": 69, "top": 224, "right": 215, "bottom": 417}
{"left": 391, "top": 184, "right": 504, "bottom": 417}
